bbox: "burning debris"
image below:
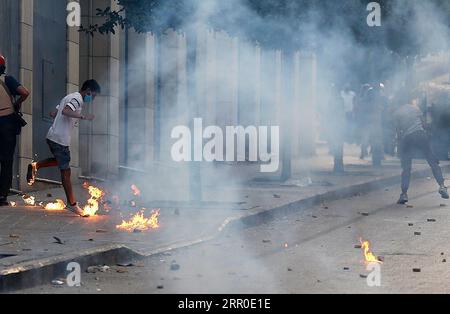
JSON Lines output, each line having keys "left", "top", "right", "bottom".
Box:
{"left": 9, "top": 201, "right": 17, "bottom": 207}
{"left": 360, "top": 239, "right": 383, "bottom": 264}
{"left": 82, "top": 182, "right": 105, "bottom": 217}
{"left": 116, "top": 209, "right": 160, "bottom": 232}
{"left": 44, "top": 199, "right": 66, "bottom": 211}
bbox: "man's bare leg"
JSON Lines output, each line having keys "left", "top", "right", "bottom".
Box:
{"left": 61, "top": 169, "right": 76, "bottom": 206}
{"left": 36, "top": 158, "right": 58, "bottom": 170}
{"left": 27, "top": 158, "right": 59, "bottom": 185}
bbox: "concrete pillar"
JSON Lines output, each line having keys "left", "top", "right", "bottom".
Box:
{"left": 67, "top": 0, "right": 81, "bottom": 178}
{"left": 159, "top": 29, "right": 188, "bottom": 161}
{"left": 196, "top": 29, "right": 216, "bottom": 126}
{"left": 292, "top": 52, "right": 317, "bottom": 158}
{"left": 126, "top": 31, "right": 157, "bottom": 169}
{"left": 79, "top": 0, "right": 121, "bottom": 178}
{"left": 17, "top": 0, "right": 34, "bottom": 190}
{"left": 215, "top": 31, "right": 238, "bottom": 128}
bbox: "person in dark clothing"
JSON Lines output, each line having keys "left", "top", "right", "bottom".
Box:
{"left": 0, "top": 55, "right": 30, "bottom": 206}
{"left": 394, "top": 93, "right": 449, "bottom": 204}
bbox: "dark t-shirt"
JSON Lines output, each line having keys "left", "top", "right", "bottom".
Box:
{"left": 4, "top": 75, "right": 21, "bottom": 96}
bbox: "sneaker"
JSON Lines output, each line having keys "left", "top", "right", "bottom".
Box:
{"left": 66, "top": 203, "right": 89, "bottom": 218}
{"left": 397, "top": 193, "right": 409, "bottom": 205}
{"left": 439, "top": 186, "right": 450, "bottom": 200}
{"left": 26, "top": 162, "right": 37, "bottom": 186}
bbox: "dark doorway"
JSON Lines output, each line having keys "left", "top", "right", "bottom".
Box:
{"left": 33, "top": 0, "right": 68, "bottom": 181}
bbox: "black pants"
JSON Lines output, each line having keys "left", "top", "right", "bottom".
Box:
{"left": 0, "top": 114, "right": 17, "bottom": 199}
{"left": 400, "top": 130, "right": 445, "bottom": 193}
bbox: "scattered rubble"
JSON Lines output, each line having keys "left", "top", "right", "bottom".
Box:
{"left": 412, "top": 268, "right": 421, "bottom": 273}
{"left": 427, "top": 219, "right": 436, "bottom": 222}
{"left": 116, "top": 267, "right": 128, "bottom": 274}
{"left": 53, "top": 237, "right": 65, "bottom": 245}
{"left": 51, "top": 279, "right": 66, "bottom": 286}
{"left": 87, "top": 265, "right": 110, "bottom": 274}
{"left": 414, "top": 232, "right": 422, "bottom": 236}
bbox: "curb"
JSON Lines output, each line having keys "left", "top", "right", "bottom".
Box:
{"left": 1, "top": 164, "right": 449, "bottom": 292}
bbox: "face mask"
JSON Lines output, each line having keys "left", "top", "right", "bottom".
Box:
{"left": 84, "top": 94, "right": 93, "bottom": 103}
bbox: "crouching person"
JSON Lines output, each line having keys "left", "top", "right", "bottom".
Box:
{"left": 27, "top": 80, "right": 101, "bottom": 216}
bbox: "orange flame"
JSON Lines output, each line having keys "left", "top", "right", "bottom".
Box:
{"left": 44, "top": 199, "right": 66, "bottom": 211}
{"left": 131, "top": 185, "right": 141, "bottom": 197}
{"left": 82, "top": 183, "right": 105, "bottom": 217}
{"left": 360, "top": 239, "right": 382, "bottom": 264}
{"left": 116, "top": 209, "right": 160, "bottom": 232}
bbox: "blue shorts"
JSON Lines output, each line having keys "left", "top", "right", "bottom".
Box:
{"left": 47, "top": 139, "right": 71, "bottom": 171}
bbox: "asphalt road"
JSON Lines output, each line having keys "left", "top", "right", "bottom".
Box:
{"left": 15, "top": 176, "right": 450, "bottom": 294}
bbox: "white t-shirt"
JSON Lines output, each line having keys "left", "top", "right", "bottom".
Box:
{"left": 341, "top": 90, "right": 356, "bottom": 113}
{"left": 47, "top": 92, "right": 83, "bottom": 147}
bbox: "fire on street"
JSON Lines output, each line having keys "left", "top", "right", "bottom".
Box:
{"left": 15, "top": 177, "right": 450, "bottom": 294}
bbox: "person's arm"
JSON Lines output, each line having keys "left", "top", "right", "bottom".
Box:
{"left": 13, "top": 86, "right": 30, "bottom": 111}
{"left": 62, "top": 105, "right": 94, "bottom": 121}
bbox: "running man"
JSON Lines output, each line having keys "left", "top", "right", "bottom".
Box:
{"left": 394, "top": 93, "right": 449, "bottom": 204}
{"left": 27, "top": 80, "right": 101, "bottom": 216}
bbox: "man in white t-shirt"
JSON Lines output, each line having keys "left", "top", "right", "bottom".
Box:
{"left": 341, "top": 86, "right": 356, "bottom": 115}
{"left": 341, "top": 85, "right": 356, "bottom": 143}
{"left": 27, "top": 80, "right": 101, "bottom": 217}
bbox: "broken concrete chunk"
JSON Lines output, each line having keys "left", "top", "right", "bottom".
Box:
{"left": 53, "top": 237, "right": 65, "bottom": 245}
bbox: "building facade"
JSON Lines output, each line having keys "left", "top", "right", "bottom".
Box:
{"left": 0, "top": 0, "right": 317, "bottom": 192}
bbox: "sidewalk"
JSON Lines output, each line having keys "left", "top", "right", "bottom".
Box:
{"left": 1, "top": 144, "right": 449, "bottom": 290}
